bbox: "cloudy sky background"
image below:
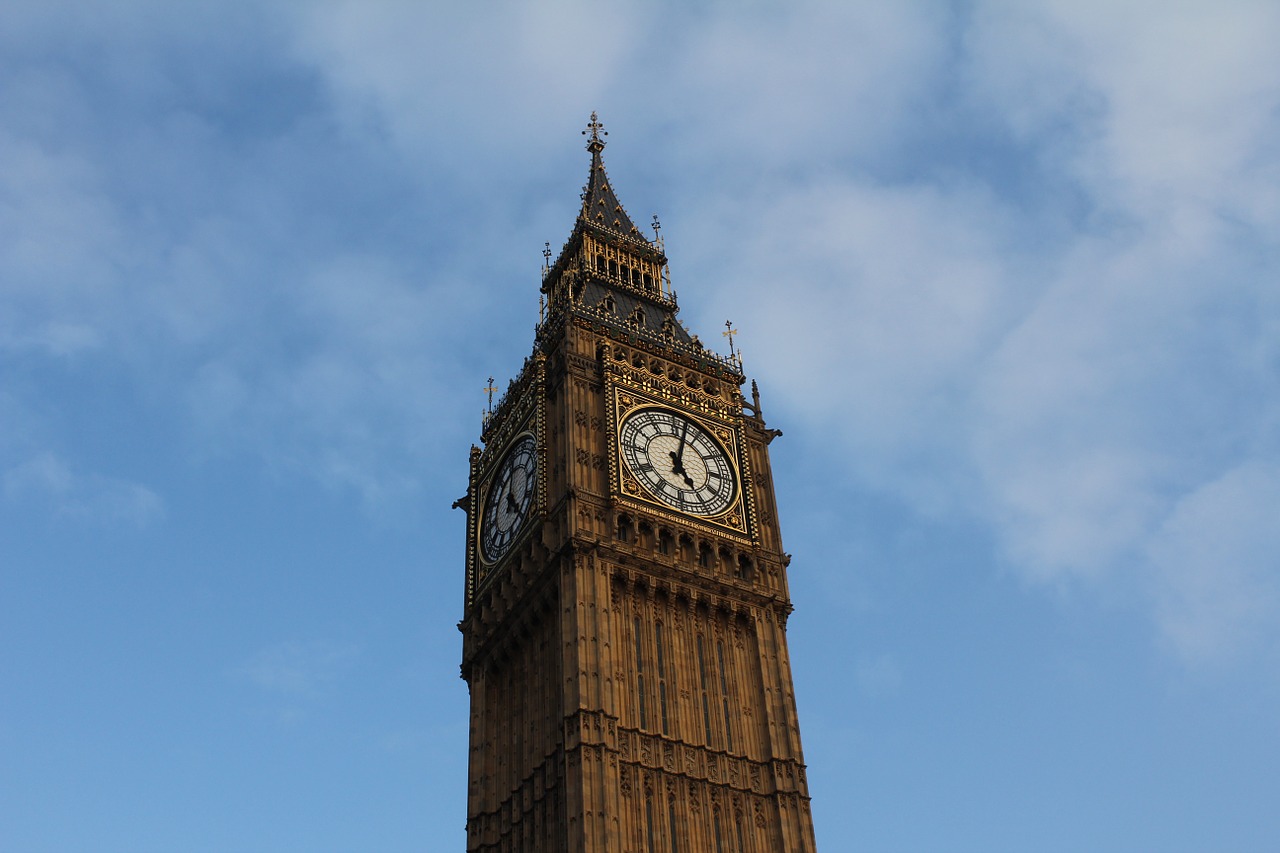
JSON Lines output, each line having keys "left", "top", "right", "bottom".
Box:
{"left": 3, "top": 2, "right": 1278, "bottom": 851}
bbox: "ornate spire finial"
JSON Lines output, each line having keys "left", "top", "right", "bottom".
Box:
{"left": 582, "top": 111, "right": 607, "bottom": 152}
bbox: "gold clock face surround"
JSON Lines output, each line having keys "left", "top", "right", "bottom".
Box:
{"left": 480, "top": 433, "right": 537, "bottom": 563}
{"left": 618, "top": 408, "right": 737, "bottom": 517}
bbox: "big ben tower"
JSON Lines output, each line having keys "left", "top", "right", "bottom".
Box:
{"left": 458, "top": 115, "right": 818, "bottom": 853}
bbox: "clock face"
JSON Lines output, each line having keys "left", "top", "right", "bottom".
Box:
{"left": 480, "top": 434, "right": 537, "bottom": 563}
{"left": 619, "top": 408, "right": 736, "bottom": 517}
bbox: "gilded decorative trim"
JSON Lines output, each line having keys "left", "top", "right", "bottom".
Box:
{"left": 605, "top": 356, "right": 755, "bottom": 543}
{"left": 466, "top": 355, "right": 548, "bottom": 603}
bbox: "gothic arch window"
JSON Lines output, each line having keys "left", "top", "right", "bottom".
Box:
{"left": 609, "top": 258, "right": 619, "bottom": 278}
{"left": 596, "top": 253, "right": 605, "bottom": 272}
{"left": 678, "top": 533, "right": 694, "bottom": 563}
{"left": 645, "top": 794, "right": 657, "bottom": 853}
{"left": 638, "top": 520, "right": 654, "bottom": 550}
{"left": 643, "top": 272, "right": 654, "bottom": 291}
{"left": 697, "top": 634, "right": 713, "bottom": 745}
{"left": 698, "top": 541, "right": 714, "bottom": 569}
{"left": 719, "top": 545, "right": 734, "bottom": 574}
{"left": 601, "top": 293, "right": 616, "bottom": 314}
{"left": 668, "top": 796, "right": 680, "bottom": 853}
{"left": 657, "top": 528, "right": 673, "bottom": 555}
{"left": 736, "top": 555, "right": 754, "bottom": 582}
{"left": 634, "top": 616, "right": 648, "bottom": 731}
{"left": 655, "top": 621, "right": 671, "bottom": 735}
{"left": 717, "top": 638, "right": 734, "bottom": 752}
{"left": 616, "top": 513, "right": 633, "bottom": 542}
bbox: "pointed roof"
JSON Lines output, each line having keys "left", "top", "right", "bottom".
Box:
{"left": 579, "top": 112, "right": 644, "bottom": 240}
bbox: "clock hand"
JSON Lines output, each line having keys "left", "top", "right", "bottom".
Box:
{"left": 505, "top": 487, "right": 520, "bottom": 516}
{"left": 667, "top": 455, "right": 696, "bottom": 490}
{"left": 676, "top": 420, "right": 697, "bottom": 489}
{"left": 670, "top": 419, "right": 692, "bottom": 471}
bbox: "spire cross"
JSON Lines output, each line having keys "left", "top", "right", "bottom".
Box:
{"left": 582, "top": 111, "right": 607, "bottom": 153}
{"left": 651, "top": 214, "right": 661, "bottom": 234}
{"left": 543, "top": 241, "right": 552, "bottom": 266}
{"left": 483, "top": 376, "right": 498, "bottom": 413}
{"left": 583, "top": 112, "right": 606, "bottom": 142}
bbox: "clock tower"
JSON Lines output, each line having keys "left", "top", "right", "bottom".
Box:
{"left": 458, "top": 115, "right": 818, "bottom": 853}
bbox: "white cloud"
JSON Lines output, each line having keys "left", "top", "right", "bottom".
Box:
{"left": 291, "top": 0, "right": 641, "bottom": 175}
{"left": 966, "top": 1, "right": 1280, "bottom": 230}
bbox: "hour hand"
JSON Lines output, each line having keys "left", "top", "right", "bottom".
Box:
{"left": 505, "top": 488, "right": 520, "bottom": 515}
{"left": 668, "top": 454, "right": 695, "bottom": 489}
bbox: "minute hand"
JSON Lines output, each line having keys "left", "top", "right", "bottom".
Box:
{"left": 669, "top": 420, "right": 696, "bottom": 490}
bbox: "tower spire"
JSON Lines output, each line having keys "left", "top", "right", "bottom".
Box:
{"left": 578, "top": 112, "right": 641, "bottom": 238}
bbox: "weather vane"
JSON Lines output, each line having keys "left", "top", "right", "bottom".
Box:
{"left": 484, "top": 376, "right": 498, "bottom": 415}
{"left": 723, "top": 320, "right": 738, "bottom": 359}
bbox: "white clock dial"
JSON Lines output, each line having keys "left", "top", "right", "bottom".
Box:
{"left": 619, "top": 408, "right": 736, "bottom": 517}
{"left": 480, "top": 434, "right": 537, "bottom": 563}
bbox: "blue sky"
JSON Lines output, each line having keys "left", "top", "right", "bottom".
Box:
{"left": 3, "top": 2, "right": 1279, "bottom": 851}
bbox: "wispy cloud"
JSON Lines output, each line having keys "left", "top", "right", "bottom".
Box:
{"left": 3, "top": 1, "right": 1275, "bottom": 667}
{"left": 680, "top": 4, "right": 1280, "bottom": 665}
{"left": 3, "top": 452, "right": 164, "bottom": 527}
{"left": 238, "top": 639, "right": 360, "bottom": 697}
{"left": 856, "top": 653, "right": 904, "bottom": 699}
{"left": 1147, "top": 462, "right": 1280, "bottom": 664}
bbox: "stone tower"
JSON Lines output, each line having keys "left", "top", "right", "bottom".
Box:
{"left": 458, "top": 114, "right": 817, "bottom": 853}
